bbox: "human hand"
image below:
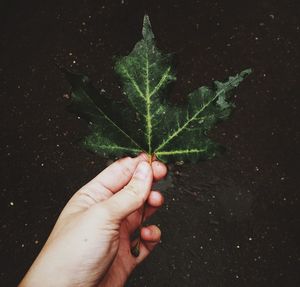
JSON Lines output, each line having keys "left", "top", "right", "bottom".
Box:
{"left": 20, "top": 154, "right": 167, "bottom": 287}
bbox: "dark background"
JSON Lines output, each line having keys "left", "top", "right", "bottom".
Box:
{"left": 1, "top": 0, "right": 299, "bottom": 286}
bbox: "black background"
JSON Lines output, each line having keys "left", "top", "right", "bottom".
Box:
{"left": 0, "top": 0, "right": 299, "bottom": 286}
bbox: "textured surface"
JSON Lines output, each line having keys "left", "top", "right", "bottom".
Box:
{"left": 65, "top": 15, "right": 251, "bottom": 162}
{"left": 0, "top": 1, "right": 299, "bottom": 286}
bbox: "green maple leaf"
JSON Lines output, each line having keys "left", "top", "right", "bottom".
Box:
{"left": 64, "top": 15, "right": 251, "bottom": 163}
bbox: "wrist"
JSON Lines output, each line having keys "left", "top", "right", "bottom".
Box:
{"left": 19, "top": 248, "right": 78, "bottom": 287}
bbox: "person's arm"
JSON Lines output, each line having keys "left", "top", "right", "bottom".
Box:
{"left": 20, "top": 153, "right": 167, "bottom": 287}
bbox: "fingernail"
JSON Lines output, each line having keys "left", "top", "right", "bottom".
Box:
{"left": 134, "top": 161, "right": 149, "bottom": 179}
{"left": 144, "top": 227, "right": 152, "bottom": 236}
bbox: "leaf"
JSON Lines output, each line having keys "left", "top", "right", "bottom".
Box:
{"left": 64, "top": 15, "right": 252, "bottom": 163}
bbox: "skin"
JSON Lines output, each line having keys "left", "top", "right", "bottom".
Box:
{"left": 19, "top": 153, "right": 167, "bottom": 287}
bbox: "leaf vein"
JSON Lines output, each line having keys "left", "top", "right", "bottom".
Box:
{"left": 156, "top": 148, "right": 206, "bottom": 156}
{"left": 79, "top": 87, "right": 143, "bottom": 150}
{"left": 122, "top": 66, "right": 146, "bottom": 100}
{"left": 149, "top": 66, "right": 171, "bottom": 97}
{"left": 155, "top": 77, "right": 239, "bottom": 152}
{"left": 92, "top": 145, "right": 140, "bottom": 153}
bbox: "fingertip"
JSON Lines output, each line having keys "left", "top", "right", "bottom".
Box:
{"left": 152, "top": 161, "right": 167, "bottom": 181}
{"left": 115, "top": 156, "right": 134, "bottom": 165}
{"left": 147, "top": 191, "right": 164, "bottom": 207}
{"left": 141, "top": 227, "right": 151, "bottom": 239}
{"left": 135, "top": 225, "right": 161, "bottom": 264}
{"left": 136, "top": 152, "right": 149, "bottom": 161}
{"left": 91, "top": 155, "right": 141, "bottom": 194}
{"left": 141, "top": 225, "right": 161, "bottom": 242}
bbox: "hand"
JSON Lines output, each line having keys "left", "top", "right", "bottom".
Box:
{"left": 20, "top": 154, "right": 167, "bottom": 287}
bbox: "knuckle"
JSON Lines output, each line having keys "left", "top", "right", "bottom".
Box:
{"left": 115, "top": 157, "right": 134, "bottom": 179}
{"left": 121, "top": 166, "right": 132, "bottom": 179}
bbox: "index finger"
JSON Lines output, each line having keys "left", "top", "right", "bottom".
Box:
{"left": 83, "top": 153, "right": 167, "bottom": 202}
{"left": 90, "top": 154, "right": 147, "bottom": 194}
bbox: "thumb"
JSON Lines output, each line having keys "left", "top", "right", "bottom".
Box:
{"left": 103, "top": 161, "right": 153, "bottom": 222}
